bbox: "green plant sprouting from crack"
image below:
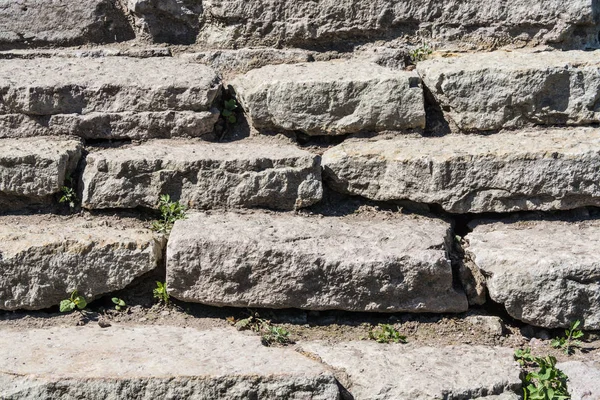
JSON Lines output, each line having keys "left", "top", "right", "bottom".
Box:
{"left": 551, "top": 320, "right": 584, "bottom": 355}
{"left": 153, "top": 281, "right": 170, "bottom": 305}
{"left": 59, "top": 290, "right": 87, "bottom": 312}
{"left": 112, "top": 297, "right": 126, "bottom": 311}
{"left": 59, "top": 176, "right": 78, "bottom": 209}
{"left": 151, "top": 194, "right": 186, "bottom": 234}
{"left": 515, "top": 348, "right": 570, "bottom": 400}
{"left": 222, "top": 99, "right": 238, "bottom": 124}
{"left": 366, "top": 323, "right": 407, "bottom": 344}
{"left": 409, "top": 44, "right": 433, "bottom": 63}
{"left": 229, "top": 311, "right": 293, "bottom": 347}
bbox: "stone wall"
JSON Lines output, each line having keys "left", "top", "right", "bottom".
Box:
{"left": 1, "top": 0, "right": 600, "bottom": 335}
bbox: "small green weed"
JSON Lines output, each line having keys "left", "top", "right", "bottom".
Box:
{"left": 367, "top": 323, "right": 407, "bottom": 344}
{"left": 151, "top": 194, "right": 186, "bottom": 233}
{"left": 59, "top": 290, "right": 87, "bottom": 312}
{"left": 153, "top": 281, "right": 170, "bottom": 304}
{"left": 222, "top": 99, "right": 238, "bottom": 124}
{"left": 111, "top": 297, "right": 126, "bottom": 311}
{"left": 229, "top": 311, "right": 293, "bottom": 347}
{"left": 515, "top": 348, "right": 570, "bottom": 400}
{"left": 59, "top": 177, "right": 78, "bottom": 209}
{"left": 551, "top": 320, "right": 584, "bottom": 355}
{"left": 410, "top": 44, "right": 433, "bottom": 63}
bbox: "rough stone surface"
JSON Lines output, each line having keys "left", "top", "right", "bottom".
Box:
{"left": 0, "top": 137, "right": 81, "bottom": 205}
{"left": 198, "top": 0, "right": 599, "bottom": 49}
{"left": 232, "top": 60, "right": 425, "bottom": 135}
{"left": 322, "top": 128, "right": 600, "bottom": 213}
{"left": 299, "top": 341, "right": 521, "bottom": 399}
{"left": 419, "top": 50, "right": 600, "bottom": 131}
{"left": 0, "top": 57, "right": 221, "bottom": 115}
{"left": 166, "top": 211, "right": 467, "bottom": 312}
{"left": 126, "top": 0, "right": 203, "bottom": 44}
{"left": 0, "top": 215, "right": 162, "bottom": 311}
{"left": 0, "top": 110, "right": 219, "bottom": 140}
{"left": 0, "top": 48, "right": 173, "bottom": 59}
{"left": 557, "top": 356, "right": 600, "bottom": 400}
{"left": 465, "top": 219, "right": 600, "bottom": 329}
{"left": 184, "top": 48, "right": 315, "bottom": 74}
{"left": 81, "top": 140, "right": 322, "bottom": 211}
{"left": 0, "top": 326, "right": 339, "bottom": 399}
{"left": 0, "top": 0, "right": 134, "bottom": 49}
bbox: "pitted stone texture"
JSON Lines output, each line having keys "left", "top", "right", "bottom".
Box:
{"left": 0, "top": 57, "right": 221, "bottom": 115}
{"left": 0, "top": 137, "right": 81, "bottom": 203}
{"left": 322, "top": 129, "right": 600, "bottom": 214}
{"left": 0, "top": 214, "right": 162, "bottom": 311}
{"left": 199, "top": 0, "right": 598, "bottom": 49}
{"left": 0, "top": 326, "right": 339, "bottom": 399}
{"left": 0, "top": 110, "right": 220, "bottom": 140}
{"left": 0, "top": 0, "right": 133, "bottom": 49}
{"left": 166, "top": 211, "right": 467, "bottom": 312}
{"left": 419, "top": 50, "right": 600, "bottom": 132}
{"left": 232, "top": 60, "right": 425, "bottom": 136}
{"left": 126, "top": 0, "right": 203, "bottom": 44}
{"left": 299, "top": 342, "right": 521, "bottom": 400}
{"left": 465, "top": 219, "right": 600, "bottom": 329}
{"left": 81, "top": 140, "right": 322, "bottom": 211}
{"left": 557, "top": 356, "right": 600, "bottom": 400}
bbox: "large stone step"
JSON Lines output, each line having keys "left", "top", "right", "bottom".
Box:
{"left": 191, "top": 0, "right": 596, "bottom": 49}
{"left": 0, "top": 57, "right": 221, "bottom": 139}
{"left": 418, "top": 50, "right": 600, "bottom": 132}
{"left": 322, "top": 128, "right": 600, "bottom": 213}
{"left": 0, "top": 137, "right": 82, "bottom": 208}
{"left": 166, "top": 211, "right": 467, "bottom": 312}
{"left": 81, "top": 139, "right": 323, "bottom": 211}
{"left": 464, "top": 217, "right": 600, "bottom": 329}
{"left": 299, "top": 341, "right": 521, "bottom": 400}
{"left": 232, "top": 60, "right": 425, "bottom": 136}
{"left": 0, "top": 326, "right": 339, "bottom": 399}
{"left": 0, "top": 214, "right": 162, "bottom": 311}
{"left": 0, "top": 0, "right": 134, "bottom": 49}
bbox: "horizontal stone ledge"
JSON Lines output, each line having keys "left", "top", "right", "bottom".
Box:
{"left": 418, "top": 50, "right": 600, "bottom": 132}
{"left": 196, "top": 0, "right": 597, "bottom": 49}
{"left": 322, "top": 128, "right": 600, "bottom": 213}
{"left": 0, "top": 214, "right": 163, "bottom": 311}
{"left": 232, "top": 60, "right": 425, "bottom": 136}
{"left": 166, "top": 211, "right": 467, "bottom": 313}
{"left": 0, "top": 110, "right": 220, "bottom": 140}
{"left": 465, "top": 218, "right": 600, "bottom": 329}
{"left": 0, "top": 57, "right": 221, "bottom": 115}
{"left": 299, "top": 341, "right": 521, "bottom": 400}
{"left": 557, "top": 356, "right": 600, "bottom": 400}
{"left": 0, "top": 326, "right": 339, "bottom": 399}
{"left": 0, "top": 0, "right": 134, "bottom": 48}
{"left": 0, "top": 137, "right": 82, "bottom": 206}
{"left": 81, "top": 139, "right": 323, "bottom": 211}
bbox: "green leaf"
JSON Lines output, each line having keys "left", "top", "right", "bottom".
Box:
{"left": 60, "top": 299, "right": 76, "bottom": 312}
{"left": 73, "top": 295, "right": 87, "bottom": 309}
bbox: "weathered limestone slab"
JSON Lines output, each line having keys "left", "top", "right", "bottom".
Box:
{"left": 465, "top": 219, "right": 600, "bottom": 329}
{"left": 0, "top": 110, "right": 220, "bottom": 140}
{"left": 557, "top": 356, "right": 600, "bottom": 400}
{"left": 419, "top": 50, "right": 600, "bottom": 131}
{"left": 232, "top": 60, "right": 425, "bottom": 136}
{"left": 0, "top": 215, "right": 162, "bottom": 310}
{"left": 0, "top": 137, "right": 81, "bottom": 204}
{"left": 81, "top": 140, "right": 322, "bottom": 211}
{"left": 126, "top": 0, "right": 203, "bottom": 44}
{"left": 299, "top": 342, "right": 521, "bottom": 399}
{"left": 0, "top": 0, "right": 134, "bottom": 49}
{"left": 322, "top": 128, "right": 600, "bottom": 213}
{"left": 0, "top": 57, "right": 221, "bottom": 115}
{"left": 166, "top": 211, "right": 467, "bottom": 312}
{"left": 198, "top": 0, "right": 598, "bottom": 49}
{"left": 0, "top": 326, "right": 339, "bottom": 399}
